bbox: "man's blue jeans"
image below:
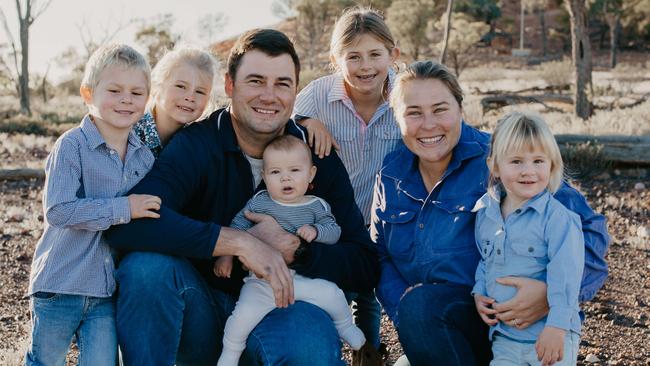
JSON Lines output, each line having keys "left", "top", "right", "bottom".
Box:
{"left": 25, "top": 293, "right": 117, "bottom": 366}
{"left": 396, "top": 283, "right": 492, "bottom": 366}
{"left": 115, "top": 252, "right": 345, "bottom": 366}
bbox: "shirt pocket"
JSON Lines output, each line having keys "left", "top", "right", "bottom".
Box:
{"left": 376, "top": 209, "right": 417, "bottom": 261}
{"left": 430, "top": 194, "right": 481, "bottom": 252}
{"left": 510, "top": 242, "right": 548, "bottom": 275}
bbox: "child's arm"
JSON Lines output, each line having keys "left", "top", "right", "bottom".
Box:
{"left": 213, "top": 256, "right": 234, "bottom": 278}
{"left": 44, "top": 139, "right": 159, "bottom": 231}
{"left": 298, "top": 118, "right": 340, "bottom": 159}
{"left": 536, "top": 207, "right": 585, "bottom": 364}
{"left": 310, "top": 198, "right": 341, "bottom": 244}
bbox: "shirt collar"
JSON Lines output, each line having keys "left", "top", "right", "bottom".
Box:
{"left": 327, "top": 69, "right": 396, "bottom": 104}
{"left": 80, "top": 115, "right": 107, "bottom": 150}
{"left": 472, "top": 187, "right": 550, "bottom": 217}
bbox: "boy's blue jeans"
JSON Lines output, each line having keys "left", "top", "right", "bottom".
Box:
{"left": 25, "top": 293, "right": 117, "bottom": 366}
{"left": 396, "top": 282, "right": 492, "bottom": 366}
{"left": 491, "top": 332, "right": 580, "bottom": 365}
{"left": 115, "top": 252, "right": 345, "bottom": 366}
{"left": 345, "top": 290, "right": 382, "bottom": 348}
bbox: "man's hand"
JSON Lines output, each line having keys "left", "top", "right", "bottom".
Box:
{"left": 536, "top": 326, "right": 565, "bottom": 366}
{"left": 296, "top": 225, "right": 317, "bottom": 243}
{"left": 213, "top": 227, "right": 295, "bottom": 308}
{"left": 492, "top": 276, "right": 549, "bottom": 329}
{"left": 245, "top": 211, "right": 300, "bottom": 264}
{"left": 474, "top": 294, "right": 498, "bottom": 326}
{"left": 128, "top": 194, "right": 161, "bottom": 219}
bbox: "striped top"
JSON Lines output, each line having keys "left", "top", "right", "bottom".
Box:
{"left": 28, "top": 115, "right": 154, "bottom": 297}
{"left": 230, "top": 190, "right": 341, "bottom": 244}
{"left": 294, "top": 71, "right": 403, "bottom": 224}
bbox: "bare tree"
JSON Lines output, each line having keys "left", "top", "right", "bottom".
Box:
{"left": 0, "top": 0, "right": 53, "bottom": 116}
{"left": 197, "top": 12, "right": 228, "bottom": 44}
{"left": 439, "top": 0, "right": 454, "bottom": 63}
{"left": 135, "top": 14, "right": 179, "bottom": 67}
{"left": 436, "top": 13, "right": 488, "bottom": 76}
{"left": 566, "top": 0, "right": 593, "bottom": 118}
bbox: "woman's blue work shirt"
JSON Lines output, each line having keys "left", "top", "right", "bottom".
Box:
{"left": 371, "top": 122, "right": 609, "bottom": 324}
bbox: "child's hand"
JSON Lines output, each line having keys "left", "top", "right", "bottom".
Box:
{"left": 296, "top": 225, "right": 317, "bottom": 243}
{"left": 128, "top": 194, "right": 161, "bottom": 219}
{"left": 214, "top": 256, "right": 234, "bottom": 278}
{"left": 535, "top": 326, "right": 565, "bottom": 366}
{"left": 474, "top": 294, "right": 498, "bottom": 326}
{"left": 299, "top": 118, "right": 340, "bottom": 159}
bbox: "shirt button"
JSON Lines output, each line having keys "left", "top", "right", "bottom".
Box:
{"left": 418, "top": 223, "right": 424, "bottom": 229}
{"left": 515, "top": 209, "right": 521, "bottom": 214}
{"left": 496, "top": 249, "right": 501, "bottom": 255}
{"left": 528, "top": 247, "right": 534, "bottom": 252}
{"left": 110, "top": 150, "right": 115, "bottom": 155}
{"left": 484, "top": 248, "right": 487, "bottom": 253}
{"left": 391, "top": 214, "right": 396, "bottom": 219}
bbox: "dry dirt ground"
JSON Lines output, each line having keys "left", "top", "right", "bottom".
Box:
{"left": 0, "top": 173, "right": 648, "bottom": 365}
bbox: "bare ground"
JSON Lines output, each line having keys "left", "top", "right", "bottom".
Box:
{"left": 1, "top": 174, "right": 648, "bottom": 365}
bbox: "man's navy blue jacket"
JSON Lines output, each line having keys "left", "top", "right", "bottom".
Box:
{"left": 105, "top": 108, "right": 380, "bottom": 294}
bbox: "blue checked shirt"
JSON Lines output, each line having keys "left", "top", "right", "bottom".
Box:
{"left": 472, "top": 189, "right": 584, "bottom": 341}
{"left": 294, "top": 71, "right": 403, "bottom": 223}
{"left": 28, "top": 115, "right": 154, "bottom": 297}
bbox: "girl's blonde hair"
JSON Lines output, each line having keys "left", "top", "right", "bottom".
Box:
{"left": 330, "top": 7, "right": 396, "bottom": 63}
{"left": 487, "top": 111, "right": 564, "bottom": 194}
{"left": 148, "top": 47, "right": 220, "bottom": 120}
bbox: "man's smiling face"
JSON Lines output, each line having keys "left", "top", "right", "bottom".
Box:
{"left": 226, "top": 49, "right": 297, "bottom": 141}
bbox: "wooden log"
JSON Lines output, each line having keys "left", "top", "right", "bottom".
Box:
{"left": 555, "top": 134, "right": 650, "bottom": 165}
{"left": 0, "top": 168, "right": 45, "bottom": 181}
{"left": 481, "top": 94, "right": 573, "bottom": 113}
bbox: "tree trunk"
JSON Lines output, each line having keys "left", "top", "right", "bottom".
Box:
{"left": 519, "top": 0, "right": 525, "bottom": 49}
{"left": 567, "top": 0, "right": 593, "bottom": 119}
{"left": 17, "top": 0, "right": 32, "bottom": 116}
{"left": 440, "top": 0, "right": 454, "bottom": 64}
{"left": 607, "top": 16, "right": 620, "bottom": 68}
{"left": 539, "top": 10, "right": 547, "bottom": 57}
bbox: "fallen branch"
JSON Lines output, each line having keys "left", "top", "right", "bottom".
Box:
{"left": 472, "top": 84, "right": 570, "bottom": 95}
{"left": 555, "top": 134, "right": 650, "bottom": 165}
{"left": 0, "top": 168, "right": 45, "bottom": 181}
{"left": 594, "top": 93, "right": 650, "bottom": 111}
{"left": 481, "top": 94, "right": 572, "bottom": 113}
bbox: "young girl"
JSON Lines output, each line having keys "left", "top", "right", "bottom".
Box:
{"left": 472, "top": 111, "right": 584, "bottom": 366}
{"left": 134, "top": 47, "right": 219, "bottom": 157}
{"left": 214, "top": 135, "right": 365, "bottom": 366}
{"left": 293, "top": 7, "right": 400, "bottom": 350}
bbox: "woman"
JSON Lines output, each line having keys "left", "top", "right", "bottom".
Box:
{"left": 370, "top": 61, "right": 609, "bottom": 365}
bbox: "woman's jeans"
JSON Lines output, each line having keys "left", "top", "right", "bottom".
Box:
{"left": 115, "top": 252, "right": 345, "bottom": 366}
{"left": 25, "top": 293, "right": 117, "bottom": 366}
{"left": 396, "top": 282, "right": 492, "bottom": 366}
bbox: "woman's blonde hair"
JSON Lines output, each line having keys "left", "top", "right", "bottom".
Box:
{"left": 148, "top": 47, "right": 220, "bottom": 120}
{"left": 487, "top": 110, "right": 564, "bottom": 194}
{"left": 330, "top": 7, "right": 396, "bottom": 63}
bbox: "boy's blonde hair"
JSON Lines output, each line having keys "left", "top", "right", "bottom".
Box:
{"left": 81, "top": 44, "right": 151, "bottom": 92}
{"left": 487, "top": 111, "right": 564, "bottom": 193}
{"left": 330, "top": 7, "right": 396, "bottom": 64}
{"left": 148, "top": 47, "right": 220, "bottom": 120}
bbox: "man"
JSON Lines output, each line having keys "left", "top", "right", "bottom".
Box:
{"left": 106, "top": 29, "right": 379, "bottom": 365}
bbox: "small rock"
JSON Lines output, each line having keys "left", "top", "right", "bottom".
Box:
{"left": 586, "top": 354, "right": 601, "bottom": 363}
{"left": 637, "top": 226, "right": 649, "bottom": 238}
{"left": 634, "top": 182, "right": 646, "bottom": 191}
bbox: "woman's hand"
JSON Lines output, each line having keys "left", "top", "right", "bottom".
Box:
{"left": 473, "top": 294, "right": 498, "bottom": 326}
{"left": 492, "top": 276, "right": 549, "bottom": 329}
{"left": 299, "top": 118, "right": 340, "bottom": 159}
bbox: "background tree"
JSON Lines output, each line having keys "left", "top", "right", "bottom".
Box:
{"left": 439, "top": 0, "right": 454, "bottom": 63}
{"left": 197, "top": 12, "right": 228, "bottom": 44}
{"left": 386, "top": 0, "right": 437, "bottom": 61}
{"left": 454, "top": 0, "right": 500, "bottom": 32}
{"left": 527, "top": 0, "right": 548, "bottom": 56}
{"left": 0, "top": 0, "right": 53, "bottom": 116}
{"left": 435, "top": 13, "right": 488, "bottom": 76}
{"left": 135, "top": 13, "right": 179, "bottom": 67}
{"left": 566, "top": 0, "right": 593, "bottom": 118}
